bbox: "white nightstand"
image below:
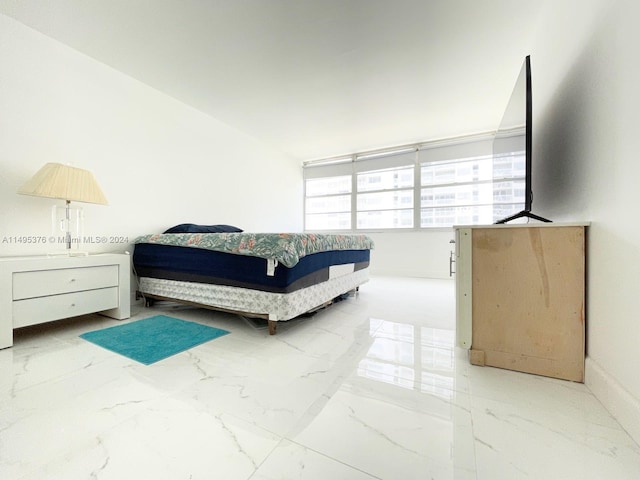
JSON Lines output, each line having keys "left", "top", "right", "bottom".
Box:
{"left": 0, "top": 253, "right": 131, "bottom": 349}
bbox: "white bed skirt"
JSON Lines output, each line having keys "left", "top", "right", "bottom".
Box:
{"left": 138, "top": 268, "right": 369, "bottom": 321}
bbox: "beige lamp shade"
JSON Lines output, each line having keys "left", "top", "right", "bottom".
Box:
{"left": 18, "top": 163, "right": 108, "bottom": 205}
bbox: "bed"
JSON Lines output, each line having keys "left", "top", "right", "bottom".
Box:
{"left": 132, "top": 226, "right": 374, "bottom": 335}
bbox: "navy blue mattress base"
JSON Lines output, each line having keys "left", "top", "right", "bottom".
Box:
{"left": 133, "top": 244, "right": 370, "bottom": 294}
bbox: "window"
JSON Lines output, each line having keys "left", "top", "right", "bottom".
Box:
{"left": 357, "top": 166, "right": 414, "bottom": 229}
{"left": 303, "top": 132, "right": 525, "bottom": 230}
{"left": 420, "top": 155, "right": 495, "bottom": 227}
{"left": 305, "top": 174, "right": 352, "bottom": 230}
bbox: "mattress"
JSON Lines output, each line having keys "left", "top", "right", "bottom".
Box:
{"left": 133, "top": 243, "right": 370, "bottom": 293}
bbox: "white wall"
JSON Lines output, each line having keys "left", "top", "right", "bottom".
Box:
{"left": 530, "top": 0, "right": 640, "bottom": 443}
{"left": 0, "top": 14, "right": 302, "bottom": 259}
{"left": 368, "top": 230, "right": 455, "bottom": 279}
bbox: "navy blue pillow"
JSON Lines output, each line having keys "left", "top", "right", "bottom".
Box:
{"left": 163, "top": 223, "right": 243, "bottom": 234}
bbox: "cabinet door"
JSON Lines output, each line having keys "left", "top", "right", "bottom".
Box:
{"left": 470, "top": 226, "right": 585, "bottom": 382}
{"left": 455, "top": 228, "right": 473, "bottom": 349}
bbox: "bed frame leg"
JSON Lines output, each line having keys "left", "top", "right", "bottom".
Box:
{"left": 268, "top": 320, "right": 277, "bottom": 335}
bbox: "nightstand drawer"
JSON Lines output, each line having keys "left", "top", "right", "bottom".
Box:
{"left": 13, "top": 265, "right": 119, "bottom": 300}
{"left": 13, "top": 287, "right": 119, "bottom": 328}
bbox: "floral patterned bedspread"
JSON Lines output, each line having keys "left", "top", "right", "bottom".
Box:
{"left": 133, "top": 233, "right": 374, "bottom": 268}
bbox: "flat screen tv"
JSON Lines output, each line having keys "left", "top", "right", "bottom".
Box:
{"left": 494, "top": 55, "right": 550, "bottom": 224}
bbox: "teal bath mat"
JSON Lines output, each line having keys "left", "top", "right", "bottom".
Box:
{"left": 80, "top": 315, "right": 229, "bottom": 365}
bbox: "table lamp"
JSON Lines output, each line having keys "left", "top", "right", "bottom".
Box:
{"left": 18, "top": 163, "right": 108, "bottom": 253}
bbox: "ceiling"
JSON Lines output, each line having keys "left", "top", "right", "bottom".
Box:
{"left": 0, "top": 0, "right": 549, "bottom": 162}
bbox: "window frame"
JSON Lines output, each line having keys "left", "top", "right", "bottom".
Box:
{"left": 303, "top": 131, "right": 526, "bottom": 232}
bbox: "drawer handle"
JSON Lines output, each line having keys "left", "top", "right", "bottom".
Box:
{"left": 70, "top": 278, "right": 76, "bottom": 282}
{"left": 70, "top": 303, "right": 76, "bottom": 307}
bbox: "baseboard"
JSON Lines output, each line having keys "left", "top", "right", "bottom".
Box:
{"left": 585, "top": 356, "right": 640, "bottom": 445}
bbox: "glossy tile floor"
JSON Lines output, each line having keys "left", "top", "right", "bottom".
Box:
{"left": 1, "top": 276, "right": 639, "bottom": 479}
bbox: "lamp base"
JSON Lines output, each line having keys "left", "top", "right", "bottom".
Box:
{"left": 51, "top": 204, "right": 85, "bottom": 253}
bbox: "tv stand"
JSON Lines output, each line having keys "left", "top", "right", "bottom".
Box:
{"left": 495, "top": 210, "right": 551, "bottom": 224}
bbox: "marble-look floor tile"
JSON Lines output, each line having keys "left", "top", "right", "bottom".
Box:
{"left": 0, "top": 276, "right": 638, "bottom": 480}
{"left": 471, "top": 394, "right": 640, "bottom": 480}
{"left": 291, "top": 314, "right": 475, "bottom": 480}
{"left": 175, "top": 344, "right": 355, "bottom": 437}
{"left": 251, "top": 440, "right": 380, "bottom": 480}
{"left": 15, "top": 403, "right": 281, "bottom": 480}
{"left": 292, "top": 384, "right": 476, "bottom": 480}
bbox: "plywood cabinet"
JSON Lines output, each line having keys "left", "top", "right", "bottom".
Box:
{"left": 455, "top": 224, "right": 587, "bottom": 382}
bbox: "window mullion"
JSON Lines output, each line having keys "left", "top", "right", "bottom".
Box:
{"left": 414, "top": 149, "right": 420, "bottom": 229}
{"left": 351, "top": 156, "right": 357, "bottom": 230}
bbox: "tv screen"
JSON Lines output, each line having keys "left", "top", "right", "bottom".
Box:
{"left": 494, "top": 55, "right": 550, "bottom": 224}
